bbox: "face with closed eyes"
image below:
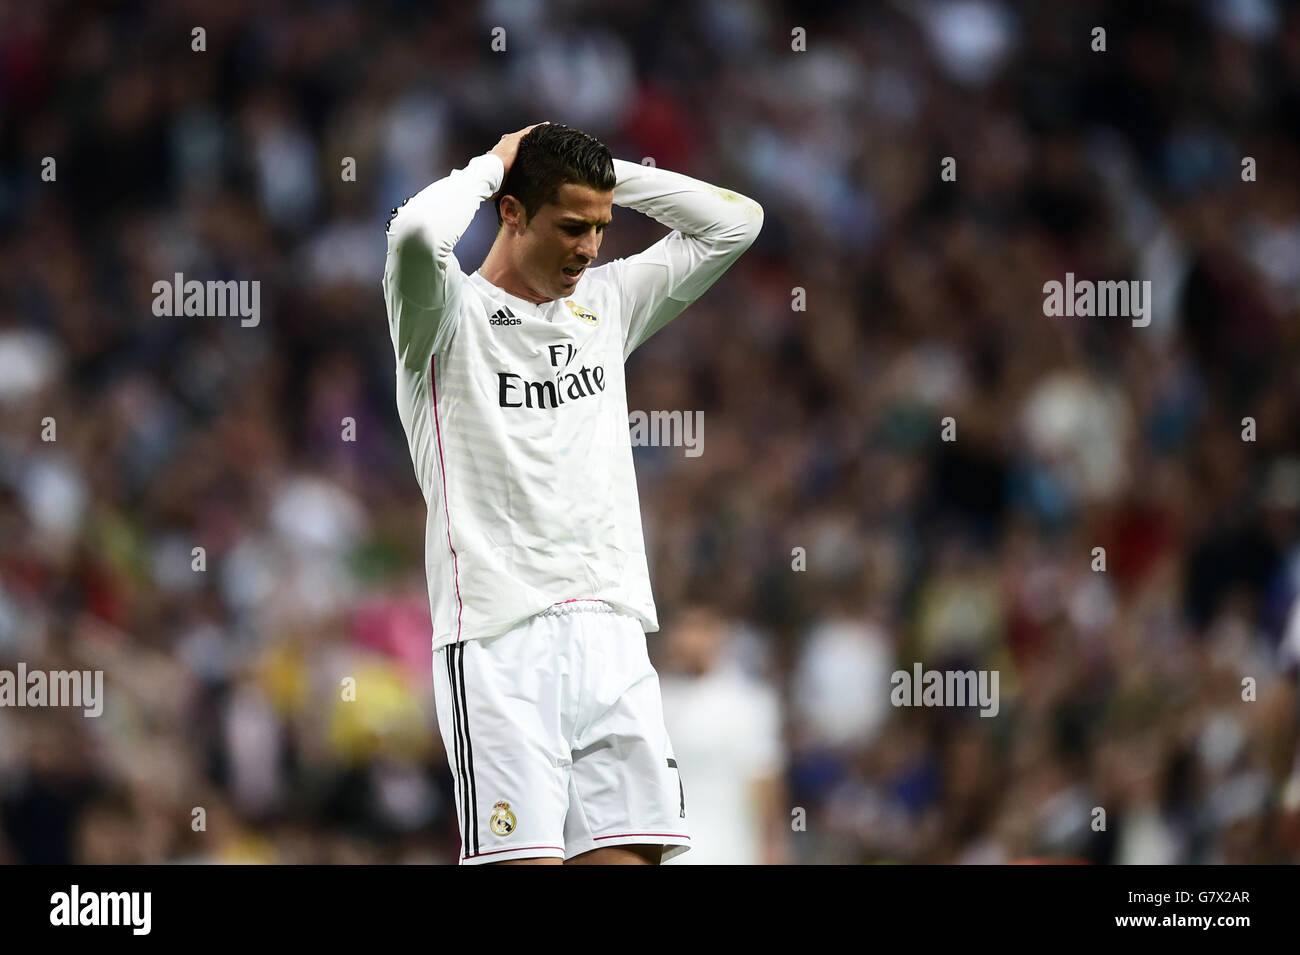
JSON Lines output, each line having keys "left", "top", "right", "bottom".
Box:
{"left": 499, "top": 182, "right": 613, "bottom": 303}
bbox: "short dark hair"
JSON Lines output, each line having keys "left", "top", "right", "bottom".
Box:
{"left": 495, "top": 123, "right": 615, "bottom": 226}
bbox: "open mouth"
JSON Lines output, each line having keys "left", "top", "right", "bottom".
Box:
{"left": 562, "top": 266, "right": 584, "bottom": 280}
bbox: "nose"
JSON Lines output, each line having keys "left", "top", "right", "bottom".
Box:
{"left": 576, "top": 231, "right": 599, "bottom": 263}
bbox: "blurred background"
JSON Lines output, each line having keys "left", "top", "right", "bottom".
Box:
{"left": 2, "top": 0, "right": 1299, "bottom": 864}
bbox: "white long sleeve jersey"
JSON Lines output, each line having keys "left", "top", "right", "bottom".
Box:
{"left": 383, "top": 152, "right": 763, "bottom": 650}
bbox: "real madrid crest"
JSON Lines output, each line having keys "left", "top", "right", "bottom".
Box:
{"left": 565, "top": 300, "right": 599, "bottom": 325}
{"left": 490, "top": 800, "right": 517, "bottom": 837}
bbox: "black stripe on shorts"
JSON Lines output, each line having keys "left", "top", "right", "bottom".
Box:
{"left": 446, "top": 648, "right": 474, "bottom": 857}
{"left": 453, "top": 644, "right": 480, "bottom": 855}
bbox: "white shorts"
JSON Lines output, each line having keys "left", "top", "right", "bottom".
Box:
{"left": 432, "top": 600, "right": 692, "bottom": 864}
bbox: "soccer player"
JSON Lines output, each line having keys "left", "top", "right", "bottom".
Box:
{"left": 382, "top": 122, "right": 763, "bottom": 864}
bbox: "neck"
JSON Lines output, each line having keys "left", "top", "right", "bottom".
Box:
{"left": 479, "top": 236, "right": 551, "bottom": 304}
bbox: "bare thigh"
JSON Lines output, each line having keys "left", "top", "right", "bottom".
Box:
{"left": 487, "top": 845, "right": 661, "bottom": 864}
{"left": 488, "top": 847, "right": 660, "bottom": 867}
{"left": 566, "top": 845, "right": 662, "bottom": 865}
{"left": 489, "top": 857, "right": 564, "bottom": 865}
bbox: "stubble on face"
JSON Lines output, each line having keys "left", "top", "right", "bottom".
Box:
{"left": 519, "top": 183, "right": 613, "bottom": 301}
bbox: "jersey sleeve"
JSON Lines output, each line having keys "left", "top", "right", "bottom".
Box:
{"left": 382, "top": 152, "right": 505, "bottom": 370}
{"left": 603, "top": 158, "right": 763, "bottom": 360}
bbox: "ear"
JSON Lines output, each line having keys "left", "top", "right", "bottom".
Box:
{"left": 500, "top": 195, "right": 528, "bottom": 232}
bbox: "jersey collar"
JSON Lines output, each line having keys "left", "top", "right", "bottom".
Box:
{"left": 469, "top": 270, "right": 550, "bottom": 317}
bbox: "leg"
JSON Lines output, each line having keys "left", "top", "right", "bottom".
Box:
{"left": 566, "top": 844, "right": 663, "bottom": 865}
{"left": 432, "top": 635, "right": 571, "bottom": 866}
{"left": 561, "top": 613, "right": 692, "bottom": 865}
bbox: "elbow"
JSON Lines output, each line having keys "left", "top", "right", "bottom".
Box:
{"left": 702, "top": 201, "right": 763, "bottom": 262}
{"left": 706, "top": 183, "right": 764, "bottom": 244}
{"left": 388, "top": 207, "right": 424, "bottom": 252}
{"left": 388, "top": 215, "right": 452, "bottom": 273}
{"left": 386, "top": 203, "right": 415, "bottom": 250}
{"left": 727, "top": 197, "right": 763, "bottom": 250}
{"left": 386, "top": 202, "right": 451, "bottom": 259}
{"left": 385, "top": 195, "right": 412, "bottom": 237}
{"left": 743, "top": 198, "right": 764, "bottom": 243}
{"left": 729, "top": 190, "right": 764, "bottom": 244}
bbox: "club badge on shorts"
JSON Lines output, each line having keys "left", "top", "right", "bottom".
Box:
{"left": 490, "top": 800, "right": 517, "bottom": 836}
{"left": 565, "top": 300, "right": 598, "bottom": 325}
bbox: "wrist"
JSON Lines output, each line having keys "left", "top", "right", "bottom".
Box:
{"left": 475, "top": 152, "right": 507, "bottom": 193}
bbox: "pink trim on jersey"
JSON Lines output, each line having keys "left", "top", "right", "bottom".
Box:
{"left": 430, "top": 355, "right": 464, "bottom": 642}
{"left": 558, "top": 598, "right": 605, "bottom": 605}
{"left": 592, "top": 832, "right": 691, "bottom": 841}
{"left": 463, "top": 845, "right": 565, "bottom": 860}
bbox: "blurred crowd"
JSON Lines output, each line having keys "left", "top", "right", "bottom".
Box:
{"left": 2, "top": 0, "right": 1299, "bottom": 864}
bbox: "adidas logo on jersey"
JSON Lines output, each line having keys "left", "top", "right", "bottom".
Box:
{"left": 489, "top": 307, "right": 521, "bottom": 326}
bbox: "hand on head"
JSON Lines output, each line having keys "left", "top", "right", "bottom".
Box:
{"left": 490, "top": 122, "right": 549, "bottom": 179}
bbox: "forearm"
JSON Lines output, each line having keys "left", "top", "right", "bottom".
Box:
{"left": 609, "top": 158, "right": 763, "bottom": 340}
{"left": 386, "top": 152, "right": 505, "bottom": 307}
{"left": 383, "top": 152, "right": 503, "bottom": 367}
{"left": 611, "top": 158, "right": 763, "bottom": 245}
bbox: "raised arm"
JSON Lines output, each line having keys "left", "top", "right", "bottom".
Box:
{"left": 383, "top": 152, "right": 504, "bottom": 369}
{"left": 605, "top": 158, "right": 763, "bottom": 358}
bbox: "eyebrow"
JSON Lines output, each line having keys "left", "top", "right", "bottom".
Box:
{"left": 557, "top": 217, "right": 612, "bottom": 227}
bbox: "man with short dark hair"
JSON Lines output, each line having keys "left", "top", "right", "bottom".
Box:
{"left": 382, "top": 122, "right": 763, "bottom": 865}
